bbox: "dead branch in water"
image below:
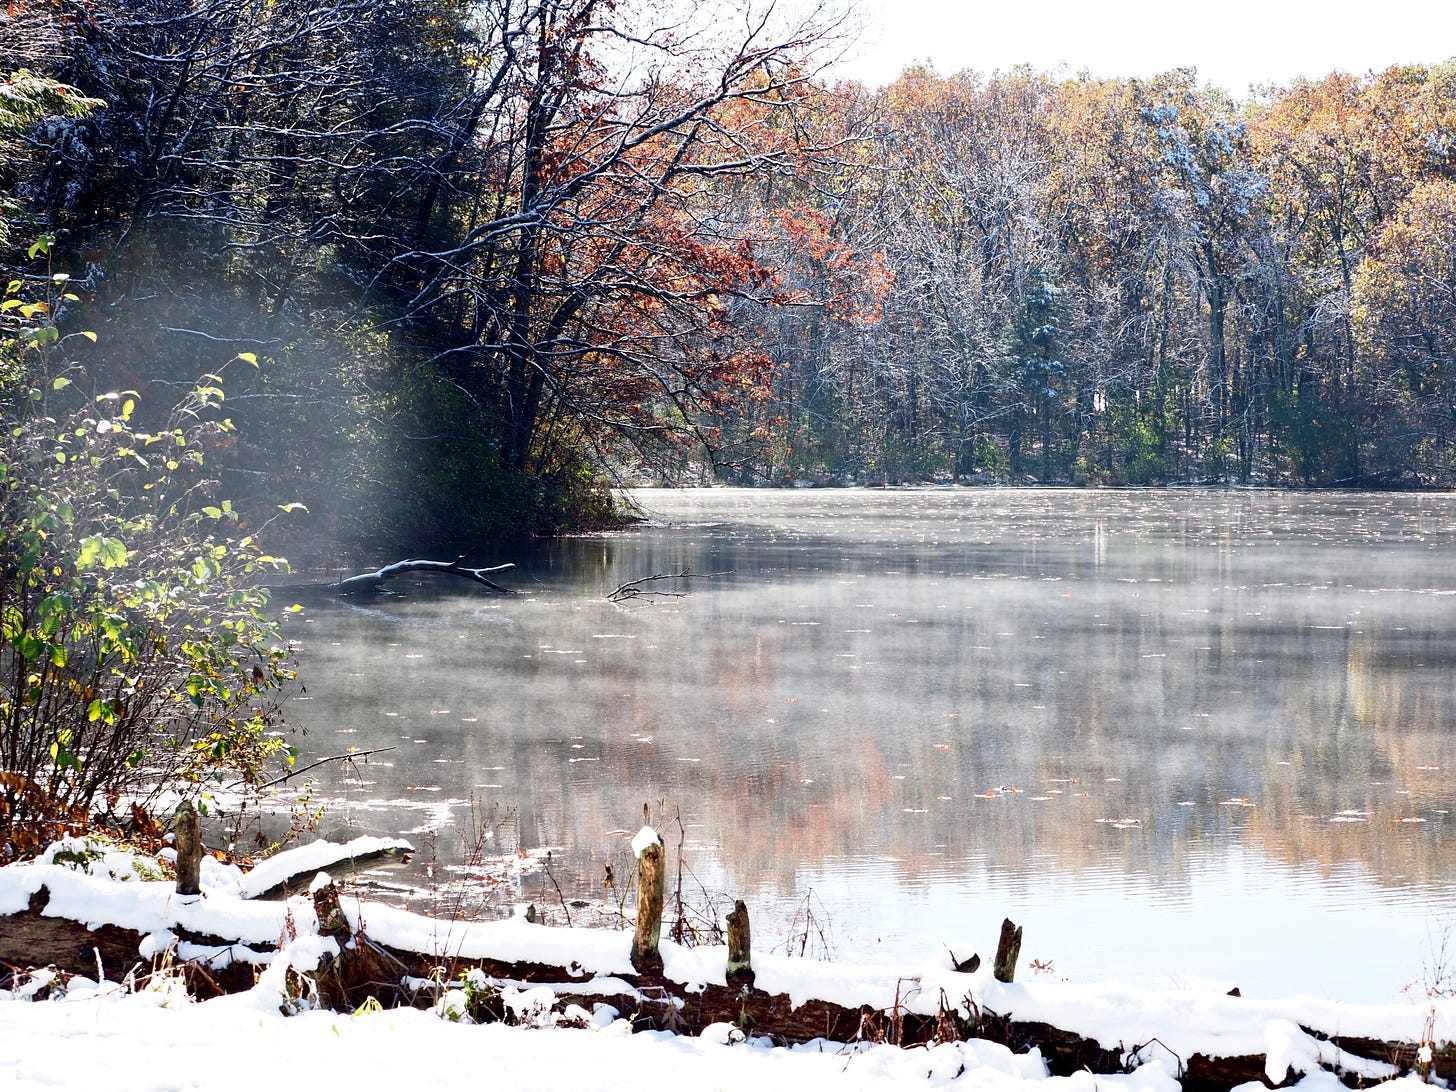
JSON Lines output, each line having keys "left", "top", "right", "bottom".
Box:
{"left": 335, "top": 557, "right": 515, "bottom": 594}
{"left": 607, "top": 569, "right": 729, "bottom": 602}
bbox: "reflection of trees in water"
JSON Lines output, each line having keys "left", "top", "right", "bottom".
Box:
{"left": 285, "top": 491, "right": 1456, "bottom": 914}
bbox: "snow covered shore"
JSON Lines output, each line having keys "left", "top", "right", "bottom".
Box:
{"left": 2, "top": 836, "right": 1452, "bottom": 1091}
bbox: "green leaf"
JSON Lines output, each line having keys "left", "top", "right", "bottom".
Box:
{"left": 236, "top": 351, "right": 258, "bottom": 366}
{"left": 100, "top": 538, "right": 128, "bottom": 569}
{"left": 52, "top": 376, "right": 71, "bottom": 390}
{"left": 277, "top": 502, "right": 309, "bottom": 514}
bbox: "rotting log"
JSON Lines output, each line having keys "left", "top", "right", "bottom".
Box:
{"left": 994, "top": 917, "right": 1023, "bottom": 983}
{"left": 630, "top": 831, "right": 665, "bottom": 974}
{"left": 726, "top": 899, "right": 754, "bottom": 987}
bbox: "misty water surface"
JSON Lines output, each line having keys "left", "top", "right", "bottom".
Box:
{"left": 281, "top": 488, "right": 1456, "bottom": 1001}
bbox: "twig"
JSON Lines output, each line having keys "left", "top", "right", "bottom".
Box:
{"left": 247, "top": 747, "right": 395, "bottom": 791}
{"left": 543, "top": 851, "right": 572, "bottom": 927}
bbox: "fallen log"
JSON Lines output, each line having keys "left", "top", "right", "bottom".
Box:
{"left": 241, "top": 837, "right": 413, "bottom": 900}
{"left": 0, "top": 887, "right": 146, "bottom": 982}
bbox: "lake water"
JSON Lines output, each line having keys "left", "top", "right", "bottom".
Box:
{"left": 280, "top": 488, "right": 1456, "bottom": 1002}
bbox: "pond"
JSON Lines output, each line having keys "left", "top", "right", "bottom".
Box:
{"left": 279, "top": 488, "right": 1456, "bottom": 1002}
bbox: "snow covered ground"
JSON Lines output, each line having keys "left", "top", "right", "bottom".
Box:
{"left": 2, "top": 835, "right": 1453, "bottom": 1091}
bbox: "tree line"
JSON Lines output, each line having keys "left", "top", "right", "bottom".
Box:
{"left": 733, "top": 63, "right": 1456, "bottom": 488}
{"left": 3, "top": 2, "right": 1456, "bottom": 554}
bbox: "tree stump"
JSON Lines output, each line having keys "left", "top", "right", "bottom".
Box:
{"left": 311, "top": 875, "right": 350, "bottom": 940}
{"left": 174, "top": 800, "right": 201, "bottom": 897}
{"left": 630, "top": 828, "right": 665, "bottom": 974}
{"left": 994, "top": 917, "right": 1023, "bottom": 983}
{"left": 726, "top": 899, "right": 754, "bottom": 987}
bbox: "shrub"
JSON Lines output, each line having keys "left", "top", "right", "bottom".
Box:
{"left": 0, "top": 258, "right": 297, "bottom": 859}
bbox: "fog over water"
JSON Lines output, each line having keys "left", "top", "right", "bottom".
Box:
{"left": 281, "top": 488, "right": 1456, "bottom": 1001}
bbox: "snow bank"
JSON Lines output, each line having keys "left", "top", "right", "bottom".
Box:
{"left": 4, "top": 838, "right": 1455, "bottom": 1092}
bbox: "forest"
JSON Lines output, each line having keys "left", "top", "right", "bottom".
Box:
{"left": 3, "top": 0, "right": 1456, "bottom": 555}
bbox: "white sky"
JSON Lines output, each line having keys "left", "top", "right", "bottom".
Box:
{"left": 831, "top": 0, "right": 1456, "bottom": 93}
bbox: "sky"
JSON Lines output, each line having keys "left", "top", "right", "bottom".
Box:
{"left": 832, "top": 0, "right": 1456, "bottom": 93}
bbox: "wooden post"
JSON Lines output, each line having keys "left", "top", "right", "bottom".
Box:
{"left": 630, "top": 827, "right": 665, "bottom": 974}
{"left": 994, "top": 917, "right": 1023, "bottom": 983}
{"left": 726, "top": 899, "right": 754, "bottom": 987}
{"left": 174, "top": 800, "right": 201, "bottom": 897}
